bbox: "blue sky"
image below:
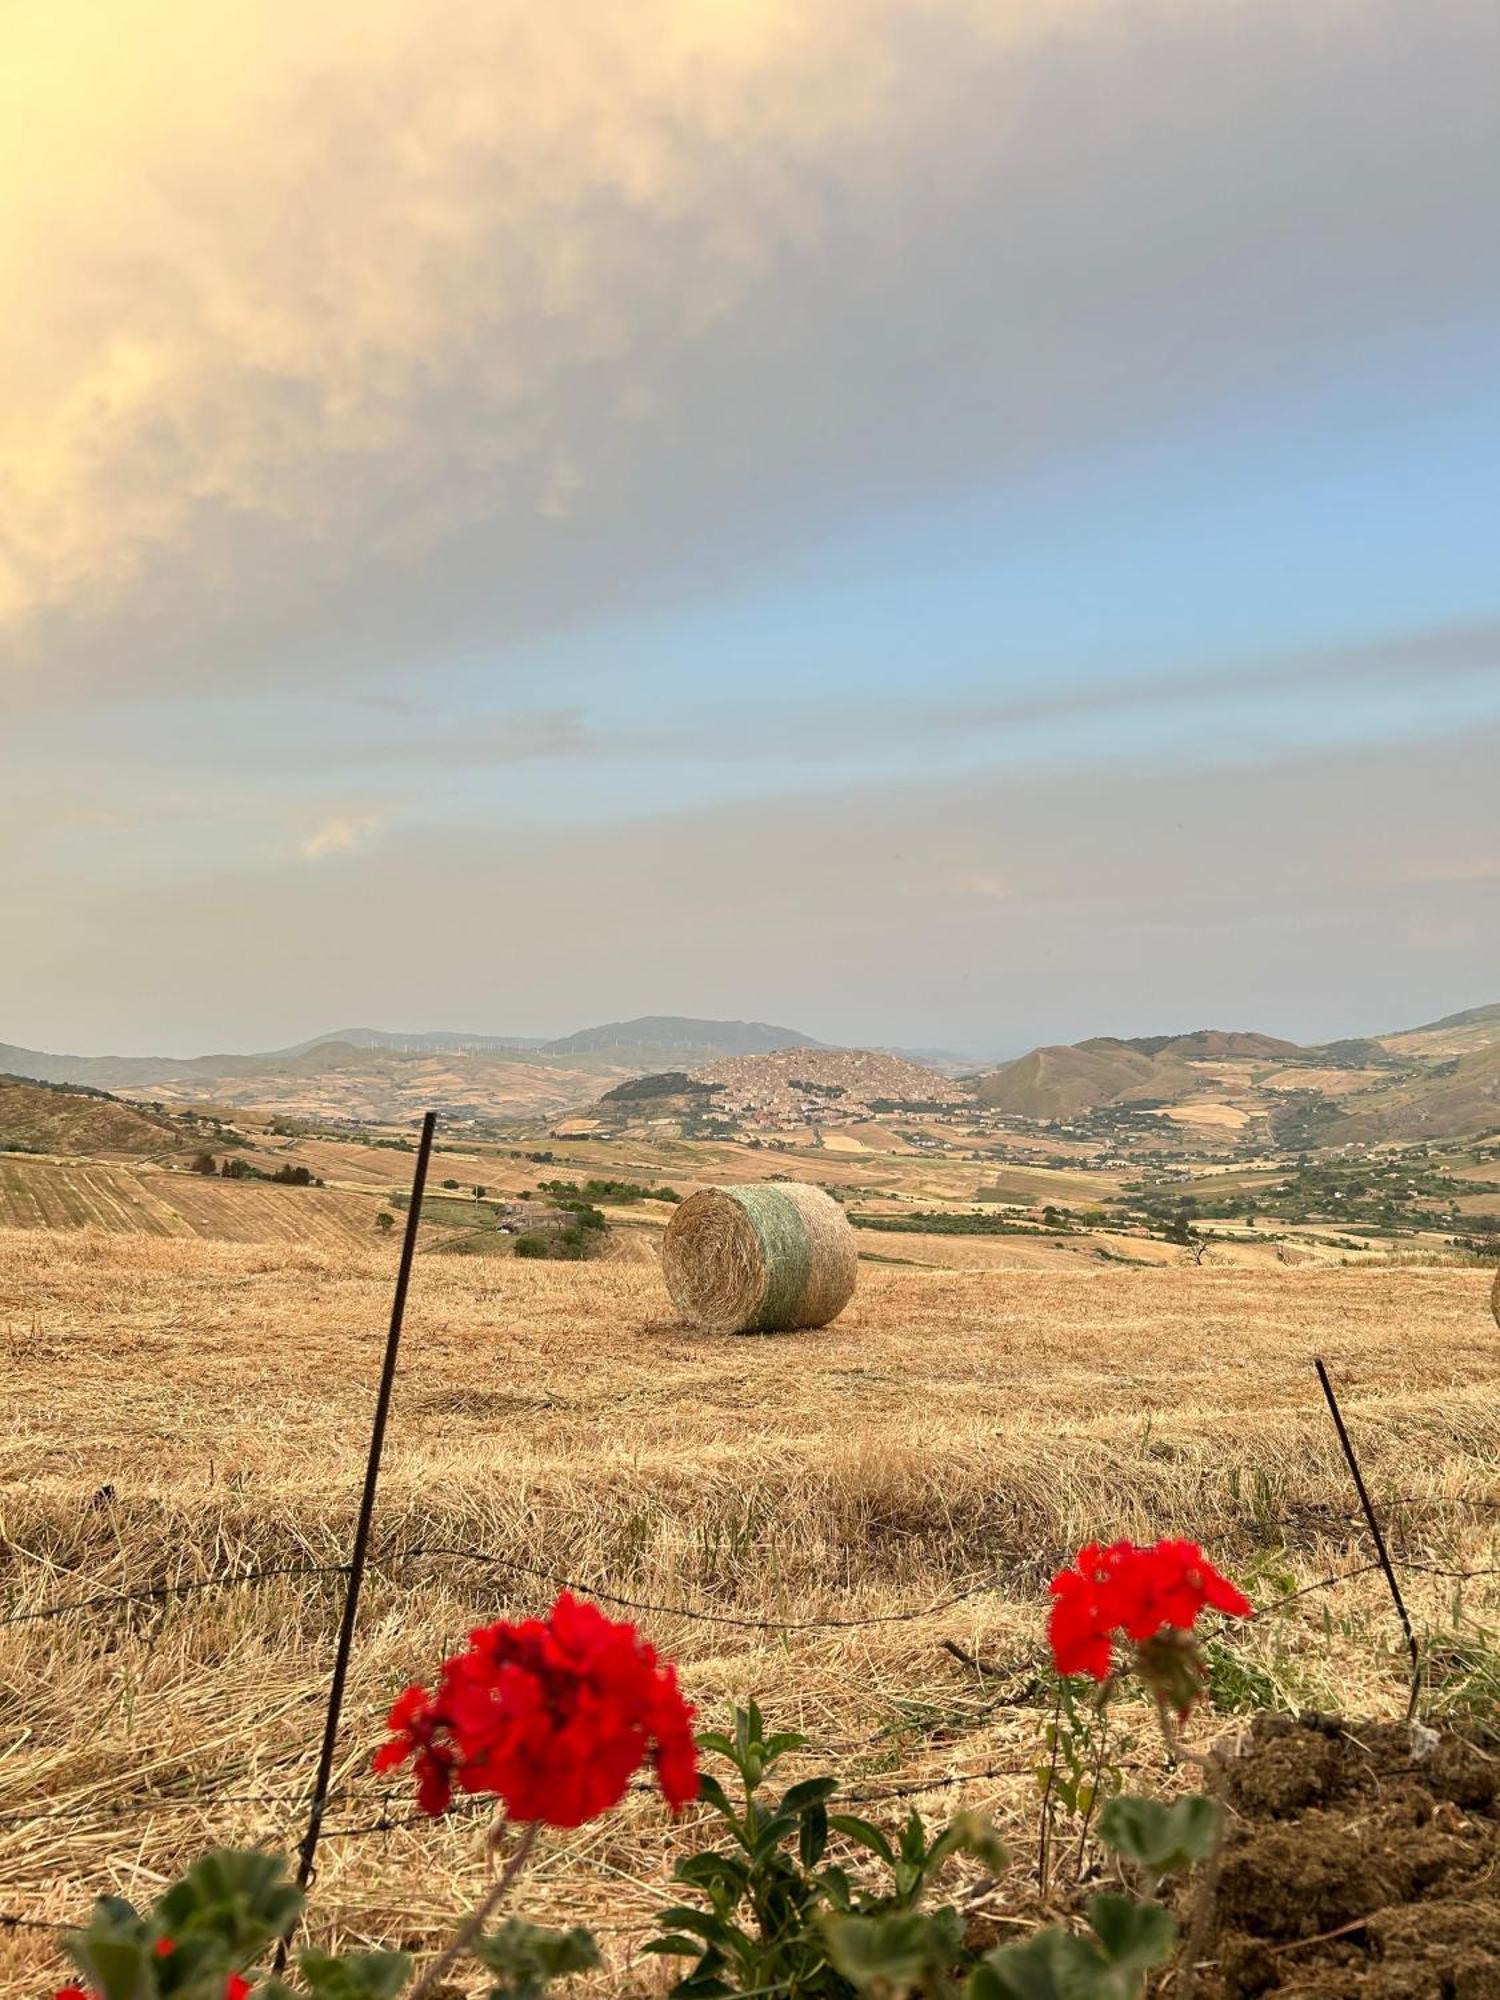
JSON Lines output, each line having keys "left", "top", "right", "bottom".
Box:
{"left": 2, "top": 0, "right": 1497, "bottom": 1054}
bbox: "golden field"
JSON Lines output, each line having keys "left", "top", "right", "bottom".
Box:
{"left": 3, "top": 1227, "right": 1499, "bottom": 1993}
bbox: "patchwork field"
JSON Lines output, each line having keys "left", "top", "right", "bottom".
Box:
{"left": 0, "top": 1156, "right": 378, "bottom": 1246}
{"left": 3, "top": 1229, "right": 1498, "bottom": 1994}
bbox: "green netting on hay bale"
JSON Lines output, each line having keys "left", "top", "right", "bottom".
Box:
{"left": 661, "top": 1181, "right": 858, "bottom": 1334}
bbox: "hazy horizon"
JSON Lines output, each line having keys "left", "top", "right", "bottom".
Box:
{"left": 5, "top": 1, "right": 1497, "bottom": 1055}
{"left": 8, "top": 971, "right": 1496, "bottom": 1069}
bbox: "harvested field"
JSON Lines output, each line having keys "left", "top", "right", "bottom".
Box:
{"left": 3, "top": 1230, "right": 1499, "bottom": 1994}
{"left": 0, "top": 1155, "right": 378, "bottom": 1246}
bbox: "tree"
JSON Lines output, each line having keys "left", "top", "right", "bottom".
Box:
{"left": 190, "top": 1151, "right": 217, "bottom": 1176}
{"left": 474, "top": 1184, "right": 487, "bottom": 1200}
{"left": 374, "top": 1210, "right": 395, "bottom": 1235}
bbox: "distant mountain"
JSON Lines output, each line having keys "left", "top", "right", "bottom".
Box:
{"left": 541, "top": 1016, "right": 820, "bottom": 1058}
{"left": 0, "top": 1040, "right": 225, "bottom": 1090}
{"left": 0, "top": 1015, "right": 820, "bottom": 1092}
{"left": 274, "top": 1027, "right": 550, "bottom": 1056}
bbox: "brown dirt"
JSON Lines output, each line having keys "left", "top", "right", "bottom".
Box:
{"left": 1194, "top": 1711, "right": 1500, "bottom": 1998}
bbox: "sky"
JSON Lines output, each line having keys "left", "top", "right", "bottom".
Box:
{"left": 3, "top": 0, "right": 1498, "bottom": 1058}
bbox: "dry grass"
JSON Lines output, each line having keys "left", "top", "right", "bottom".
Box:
{"left": 3, "top": 1227, "right": 1499, "bottom": 1994}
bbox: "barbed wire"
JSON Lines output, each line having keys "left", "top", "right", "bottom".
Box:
{"left": 381, "top": 1540, "right": 997, "bottom": 1630}
{"left": 0, "top": 1560, "right": 352, "bottom": 1628}
{"left": 5, "top": 1543, "right": 1499, "bottom": 1945}
{"left": 14, "top": 1496, "right": 1494, "bottom": 1635}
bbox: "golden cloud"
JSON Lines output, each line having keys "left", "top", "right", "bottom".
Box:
{"left": 0, "top": 0, "right": 1109, "bottom": 642}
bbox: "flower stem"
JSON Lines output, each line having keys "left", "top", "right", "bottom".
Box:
{"left": 1036, "top": 1687, "right": 1063, "bottom": 1896}
{"left": 409, "top": 1818, "right": 540, "bottom": 2000}
{"left": 1071, "top": 1697, "right": 1111, "bottom": 1881}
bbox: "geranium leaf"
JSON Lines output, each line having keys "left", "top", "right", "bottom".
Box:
{"left": 295, "top": 1948, "right": 412, "bottom": 2000}
{"left": 1096, "top": 1795, "right": 1220, "bottom": 1874}
{"left": 1085, "top": 1894, "right": 1177, "bottom": 1975}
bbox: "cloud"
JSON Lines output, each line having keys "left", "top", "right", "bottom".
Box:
{"left": 300, "top": 812, "right": 382, "bottom": 859}
{"left": 3, "top": 0, "right": 1494, "bottom": 703}
{"left": 9, "top": 723, "right": 1497, "bottom": 1054}
{"left": 946, "top": 871, "right": 1014, "bottom": 902}
{"left": 258, "top": 618, "right": 1500, "bottom": 774}
{"left": 0, "top": 0, "right": 1046, "bottom": 652}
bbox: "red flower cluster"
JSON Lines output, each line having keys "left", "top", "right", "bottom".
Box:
{"left": 57, "top": 1979, "right": 248, "bottom": 2000}
{"left": 373, "top": 1591, "right": 698, "bottom": 1827}
{"left": 1048, "top": 1538, "right": 1252, "bottom": 1687}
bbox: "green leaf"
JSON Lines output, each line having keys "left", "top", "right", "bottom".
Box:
{"left": 63, "top": 1932, "right": 157, "bottom": 2000}
{"left": 974, "top": 1900, "right": 1176, "bottom": 2000}
{"left": 971, "top": 1929, "right": 1093, "bottom": 2000}
{"left": 799, "top": 1801, "right": 830, "bottom": 1869}
{"left": 748, "top": 1811, "right": 799, "bottom": 1860}
{"left": 674, "top": 1851, "right": 750, "bottom": 1898}
{"left": 695, "top": 1772, "right": 736, "bottom": 1818}
{"left": 295, "top": 1948, "right": 412, "bottom": 2000}
{"left": 470, "top": 1918, "right": 600, "bottom": 2000}
{"left": 763, "top": 1730, "right": 810, "bottom": 1762}
{"left": 1096, "top": 1794, "right": 1220, "bottom": 1876}
{"left": 898, "top": 1811, "right": 928, "bottom": 1865}
{"left": 922, "top": 1812, "right": 1009, "bottom": 1879}
{"left": 822, "top": 1910, "right": 946, "bottom": 1993}
{"left": 1084, "top": 1896, "right": 1176, "bottom": 1978}
{"left": 696, "top": 1731, "right": 738, "bottom": 1762}
{"left": 641, "top": 1937, "right": 705, "bottom": 1959}
{"left": 779, "top": 1776, "right": 840, "bottom": 1817}
{"left": 156, "top": 1849, "right": 303, "bottom": 1958}
{"left": 652, "top": 1909, "right": 731, "bottom": 1945}
{"left": 667, "top": 1969, "right": 735, "bottom": 2000}
{"left": 827, "top": 1814, "right": 897, "bottom": 1868}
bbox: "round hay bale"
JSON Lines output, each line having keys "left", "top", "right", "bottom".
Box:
{"left": 661, "top": 1181, "right": 858, "bottom": 1334}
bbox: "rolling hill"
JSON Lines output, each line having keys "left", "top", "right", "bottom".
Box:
{"left": 977, "top": 1041, "right": 1199, "bottom": 1118}
{"left": 1101, "top": 1029, "right": 1303, "bottom": 1062}
{"left": 0, "top": 1074, "right": 180, "bottom": 1156}
{"left": 1381, "top": 1002, "right": 1500, "bottom": 1060}
{"left": 977, "top": 1010, "right": 1500, "bottom": 1144}
{"left": 1318, "top": 1041, "right": 1500, "bottom": 1143}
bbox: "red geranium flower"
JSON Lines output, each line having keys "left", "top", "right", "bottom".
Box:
{"left": 58, "top": 1980, "right": 248, "bottom": 2000}
{"left": 374, "top": 1590, "right": 698, "bottom": 1827}
{"left": 1048, "top": 1539, "right": 1251, "bottom": 1709}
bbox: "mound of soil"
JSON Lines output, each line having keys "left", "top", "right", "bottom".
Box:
{"left": 1194, "top": 1710, "right": 1500, "bottom": 1998}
